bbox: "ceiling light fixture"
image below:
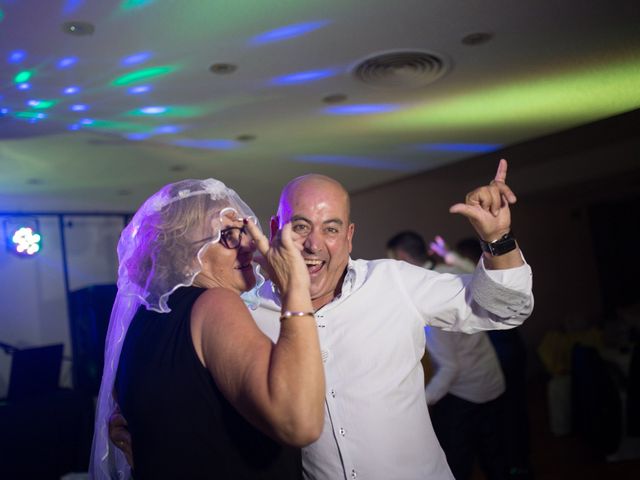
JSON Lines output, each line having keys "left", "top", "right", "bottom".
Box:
{"left": 461, "top": 32, "right": 493, "bottom": 46}
{"left": 209, "top": 63, "right": 237, "bottom": 74}
{"left": 62, "top": 21, "right": 95, "bottom": 36}
{"left": 322, "top": 93, "right": 348, "bottom": 104}
{"left": 236, "top": 134, "right": 256, "bottom": 142}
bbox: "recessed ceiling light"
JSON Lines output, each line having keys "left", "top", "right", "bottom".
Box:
{"left": 169, "top": 165, "right": 187, "bottom": 172}
{"left": 322, "top": 93, "right": 348, "bottom": 104}
{"left": 62, "top": 21, "right": 95, "bottom": 36}
{"left": 236, "top": 134, "right": 256, "bottom": 142}
{"left": 461, "top": 32, "right": 493, "bottom": 46}
{"left": 209, "top": 63, "right": 237, "bottom": 74}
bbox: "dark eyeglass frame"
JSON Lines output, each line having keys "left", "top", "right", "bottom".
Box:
{"left": 219, "top": 225, "right": 247, "bottom": 250}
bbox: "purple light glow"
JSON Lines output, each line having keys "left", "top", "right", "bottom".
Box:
{"left": 171, "top": 138, "right": 239, "bottom": 150}
{"left": 121, "top": 51, "right": 152, "bottom": 66}
{"left": 250, "top": 20, "right": 330, "bottom": 45}
{"left": 271, "top": 68, "right": 338, "bottom": 85}
{"left": 139, "top": 106, "right": 167, "bottom": 114}
{"left": 70, "top": 104, "right": 88, "bottom": 112}
{"left": 9, "top": 50, "right": 27, "bottom": 63}
{"left": 323, "top": 104, "right": 400, "bottom": 115}
{"left": 126, "top": 132, "right": 151, "bottom": 141}
{"left": 63, "top": 86, "right": 80, "bottom": 95}
{"left": 416, "top": 143, "right": 502, "bottom": 154}
{"left": 57, "top": 56, "right": 78, "bottom": 69}
{"left": 127, "top": 85, "right": 152, "bottom": 94}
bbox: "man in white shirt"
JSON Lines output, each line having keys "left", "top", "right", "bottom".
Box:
{"left": 255, "top": 159, "right": 532, "bottom": 479}
{"left": 111, "top": 160, "right": 533, "bottom": 479}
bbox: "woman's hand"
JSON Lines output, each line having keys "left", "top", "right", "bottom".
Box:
{"left": 244, "top": 218, "right": 309, "bottom": 293}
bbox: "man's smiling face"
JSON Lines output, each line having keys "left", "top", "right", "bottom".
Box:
{"left": 277, "top": 175, "right": 354, "bottom": 310}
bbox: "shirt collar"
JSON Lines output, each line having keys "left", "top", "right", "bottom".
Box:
{"left": 255, "top": 257, "right": 365, "bottom": 311}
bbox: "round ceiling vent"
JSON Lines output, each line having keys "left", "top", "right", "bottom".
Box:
{"left": 352, "top": 50, "right": 450, "bottom": 88}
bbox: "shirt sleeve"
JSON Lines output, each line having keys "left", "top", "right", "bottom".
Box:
{"left": 395, "top": 254, "right": 534, "bottom": 333}
{"left": 424, "top": 326, "right": 459, "bottom": 405}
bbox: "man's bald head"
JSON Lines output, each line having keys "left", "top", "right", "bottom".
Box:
{"left": 277, "top": 174, "right": 351, "bottom": 225}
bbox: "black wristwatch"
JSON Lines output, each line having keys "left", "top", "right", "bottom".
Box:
{"left": 479, "top": 231, "right": 517, "bottom": 256}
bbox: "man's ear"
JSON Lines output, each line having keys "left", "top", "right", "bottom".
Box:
{"left": 347, "top": 223, "right": 355, "bottom": 253}
{"left": 270, "top": 215, "right": 279, "bottom": 240}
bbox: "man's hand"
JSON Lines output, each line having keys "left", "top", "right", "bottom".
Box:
{"left": 449, "top": 159, "right": 523, "bottom": 269}
{"left": 449, "top": 159, "right": 516, "bottom": 242}
{"left": 108, "top": 407, "right": 134, "bottom": 468}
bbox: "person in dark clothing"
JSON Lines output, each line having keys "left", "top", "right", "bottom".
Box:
{"left": 90, "top": 178, "right": 324, "bottom": 479}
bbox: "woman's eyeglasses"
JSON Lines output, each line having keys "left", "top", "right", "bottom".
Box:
{"left": 219, "top": 226, "right": 247, "bottom": 249}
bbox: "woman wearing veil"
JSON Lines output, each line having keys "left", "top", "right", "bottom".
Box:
{"left": 90, "top": 178, "right": 324, "bottom": 479}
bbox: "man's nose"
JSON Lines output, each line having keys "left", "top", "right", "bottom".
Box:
{"left": 303, "top": 231, "right": 320, "bottom": 253}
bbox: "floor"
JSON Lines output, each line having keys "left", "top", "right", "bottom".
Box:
{"left": 472, "top": 376, "right": 640, "bottom": 480}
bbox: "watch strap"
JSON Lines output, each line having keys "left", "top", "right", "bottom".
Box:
{"left": 479, "top": 231, "right": 517, "bottom": 256}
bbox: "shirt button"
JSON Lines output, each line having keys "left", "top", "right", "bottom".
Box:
{"left": 339, "top": 428, "right": 346, "bottom": 436}
{"left": 351, "top": 469, "right": 357, "bottom": 478}
{"left": 330, "top": 389, "right": 336, "bottom": 398}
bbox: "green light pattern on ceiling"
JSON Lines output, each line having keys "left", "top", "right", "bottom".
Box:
{"left": 372, "top": 55, "right": 640, "bottom": 132}
{"left": 112, "top": 66, "right": 176, "bottom": 86}
{"left": 14, "top": 111, "right": 43, "bottom": 119}
{"left": 30, "top": 100, "right": 57, "bottom": 110}
{"left": 81, "top": 119, "right": 151, "bottom": 132}
{"left": 126, "top": 105, "right": 204, "bottom": 118}
{"left": 14, "top": 70, "right": 32, "bottom": 83}
{"left": 120, "top": 0, "right": 155, "bottom": 10}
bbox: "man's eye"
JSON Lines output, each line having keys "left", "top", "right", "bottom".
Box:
{"left": 326, "top": 227, "right": 339, "bottom": 234}
{"left": 292, "top": 224, "right": 309, "bottom": 232}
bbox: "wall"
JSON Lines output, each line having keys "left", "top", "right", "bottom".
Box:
{"left": 349, "top": 109, "right": 640, "bottom": 375}
{"left": 0, "top": 214, "right": 123, "bottom": 397}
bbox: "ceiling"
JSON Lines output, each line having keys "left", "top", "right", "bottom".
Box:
{"left": 1, "top": 0, "right": 639, "bottom": 221}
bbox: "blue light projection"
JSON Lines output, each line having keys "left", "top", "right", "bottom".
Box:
{"left": 17, "top": 83, "right": 31, "bottom": 90}
{"left": 139, "top": 106, "right": 167, "bottom": 114}
{"left": 127, "top": 85, "right": 152, "bottom": 94}
{"left": 0, "top": 108, "right": 10, "bottom": 115}
{"left": 126, "top": 132, "right": 151, "bottom": 141}
{"left": 416, "top": 143, "right": 502, "bottom": 154}
{"left": 323, "top": 104, "right": 401, "bottom": 115}
{"left": 171, "top": 139, "right": 239, "bottom": 150}
{"left": 295, "top": 155, "right": 416, "bottom": 172}
{"left": 80, "top": 118, "right": 94, "bottom": 125}
{"left": 271, "top": 68, "right": 338, "bottom": 85}
{"left": 57, "top": 57, "right": 78, "bottom": 69}
{"left": 121, "top": 51, "right": 152, "bottom": 66}
{"left": 250, "top": 20, "right": 330, "bottom": 45}
{"left": 63, "top": 0, "right": 85, "bottom": 14}
{"left": 70, "top": 104, "right": 89, "bottom": 112}
{"left": 154, "top": 125, "right": 183, "bottom": 135}
{"left": 8, "top": 50, "right": 26, "bottom": 63}
{"left": 63, "top": 86, "right": 80, "bottom": 95}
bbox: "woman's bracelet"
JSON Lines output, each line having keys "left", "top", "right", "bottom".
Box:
{"left": 279, "top": 310, "right": 315, "bottom": 321}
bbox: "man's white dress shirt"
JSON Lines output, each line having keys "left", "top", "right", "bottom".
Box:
{"left": 250, "top": 257, "right": 533, "bottom": 480}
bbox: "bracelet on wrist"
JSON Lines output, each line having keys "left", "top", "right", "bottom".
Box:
{"left": 279, "top": 310, "right": 315, "bottom": 322}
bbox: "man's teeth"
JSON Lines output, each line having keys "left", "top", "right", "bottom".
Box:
{"left": 305, "top": 259, "right": 323, "bottom": 266}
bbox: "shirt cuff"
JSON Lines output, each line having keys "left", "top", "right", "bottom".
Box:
{"left": 479, "top": 252, "right": 532, "bottom": 293}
